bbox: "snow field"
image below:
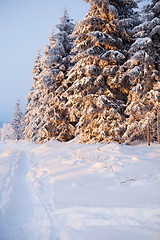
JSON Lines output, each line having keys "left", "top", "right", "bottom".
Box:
{"left": 0, "top": 140, "right": 160, "bottom": 240}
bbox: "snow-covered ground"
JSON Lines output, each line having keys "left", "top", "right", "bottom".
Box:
{"left": 0, "top": 140, "right": 160, "bottom": 240}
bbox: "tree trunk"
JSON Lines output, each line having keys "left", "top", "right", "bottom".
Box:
{"left": 148, "top": 118, "right": 150, "bottom": 146}
{"left": 158, "top": 102, "right": 160, "bottom": 144}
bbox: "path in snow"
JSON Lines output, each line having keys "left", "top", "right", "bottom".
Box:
{"left": 0, "top": 148, "right": 56, "bottom": 240}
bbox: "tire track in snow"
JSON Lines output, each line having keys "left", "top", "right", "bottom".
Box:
{"left": 28, "top": 151, "right": 58, "bottom": 240}
{"left": 0, "top": 150, "right": 57, "bottom": 240}
{"left": 0, "top": 149, "right": 19, "bottom": 207}
{"left": 27, "top": 151, "right": 61, "bottom": 239}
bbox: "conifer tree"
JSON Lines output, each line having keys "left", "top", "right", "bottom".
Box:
{"left": 25, "top": 10, "right": 75, "bottom": 143}
{"left": 120, "top": 0, "right": 160, "bottom": 143}
{"left": 11, "top": 100, "right": 24, "bottom": 140}
{"left": 58, "top": 0, "right": 138, "bottom": 143}
{"left": 23, "top": 49, "right": 43, "bottom": 142}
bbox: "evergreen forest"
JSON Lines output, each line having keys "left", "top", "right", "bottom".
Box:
{"left": 22, "top": 0, "right": 160, "bottom": 144}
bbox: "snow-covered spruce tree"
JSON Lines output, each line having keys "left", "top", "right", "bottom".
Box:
{"left": 34, "top": 10, "right": 75, "bottom": 143}
{"left": 11, "top": 100, "right": 24, "bottom": 140}
{"left": 23, "top": 49, "right": 43, "bottom": 142}
{"left": 58, "top": 0, "right": 138, "bottom": 143}
{"left": 120, "top": 0, "right": 160, "bottom": 144}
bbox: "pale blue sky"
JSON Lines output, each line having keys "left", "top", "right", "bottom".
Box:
{"left": 0, "top": 0, "right": 89, "bottom": 122}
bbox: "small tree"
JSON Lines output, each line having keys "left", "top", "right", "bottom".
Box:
{"left": 11, "top": 100, "right": 24, "bottom": 140}
{"left": 1, "top": 123, "right": 14, "bottom": 141}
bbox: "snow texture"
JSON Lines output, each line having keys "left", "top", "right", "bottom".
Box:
{"left": 0, "top": 140, "right": 160, "bottom": 240}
